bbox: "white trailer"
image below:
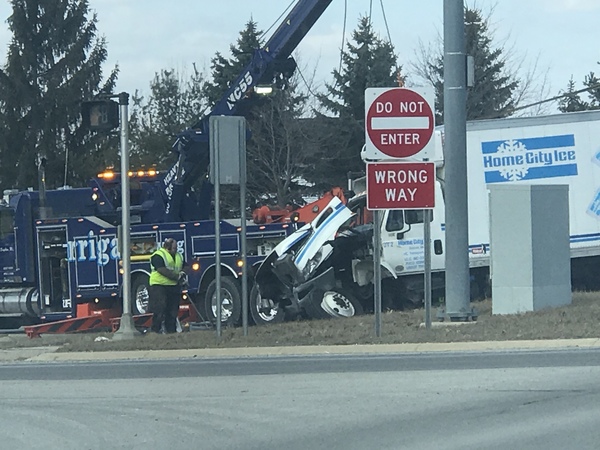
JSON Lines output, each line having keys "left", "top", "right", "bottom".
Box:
{"left": 466, "top": 110, "right": 600, "bottom": 261}
{"left": 352, "top": 110, "right": 600, "bottom": 307}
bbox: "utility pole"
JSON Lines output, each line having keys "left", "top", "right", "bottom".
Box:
{"left": 113, "top": 92, "right": 141, "bottom": 340}
{"left": 441, "top": 0, "right": 475, "bottom": 321}
{"left": 82, "top": 92, "right": 140, "bottom": 339}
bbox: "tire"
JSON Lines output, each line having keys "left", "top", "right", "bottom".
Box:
{"left": 204, "top": 277, "right": 242, "bottom": 326}
{"left": 131, "top": 274, "right": 151, "bottom": 315}
{"left": 249, "top": 285, "right": 285, "bottom": 326}
{"left": 469, "top": 279, "right": 482, "bottom": 302}
{"left": 303, "top": 288, "right": 364, "bottom": 320}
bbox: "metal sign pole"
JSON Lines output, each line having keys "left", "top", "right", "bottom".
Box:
{"left": 214, "top": 131, "right": 222, "bottom": 339}
{"left": 209, "top": 116, "right": 245, "bottom": 338}
{"left": 240, "top": 125, "right": 248, "bottom": 336}
{"left": 424, "top": 208, "right": 432, "bottom": 329}
{"left": 374, "top": 209, "right": 382, "bottom": 337}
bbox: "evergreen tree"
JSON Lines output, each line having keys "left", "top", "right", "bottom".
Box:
{"left": 202, "top": 19, "right": 311, "bottom": 211}
{"left": 585, "top": 72, "right": 600, "bottom": 107}
{"left": 558, "top": 73, "right": 600, "bottom": 112}
{"left": 129, "top": 66, "right": 207, "bottom": 169}
{"left": 0, "top": 0, "right": 117, "bottom": 191}
{"left": 413, "top": 6, "right": 519, "bottom": 123}
{"left": 314, "top": 16, "right": 398, "bottom": 187}
{"left": 203, "top": 20, "right": 262, "bottom": 107}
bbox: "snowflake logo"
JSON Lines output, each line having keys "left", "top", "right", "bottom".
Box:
{"left": 497, "top": 139, "right": 528, "bottom": 181}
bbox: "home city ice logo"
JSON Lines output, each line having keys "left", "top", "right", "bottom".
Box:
{"left": 481, "top": 134, "right": 577, "bottom": 183}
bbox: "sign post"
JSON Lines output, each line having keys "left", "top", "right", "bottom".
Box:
{"left": 366, "top": 161, "right": 436, "bottom": 331}
{"left": 364, "top": 87, "right": 436, "bottom": 335}
{"left": 210, "top": 116, "right": 247, "bottom": 338}
{"left": 424, "top": 208, "right": 432, "bottom": 329}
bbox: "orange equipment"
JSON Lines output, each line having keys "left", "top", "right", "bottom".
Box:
{"left": 252, "top": 187, "right": 347, "bottom": 224}
{"left": 24, "top": 302, "right": 198, "bottom": 338}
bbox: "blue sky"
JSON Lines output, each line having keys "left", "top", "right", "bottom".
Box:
{"left": 1, "top": 0, "right": 599, "bottom": 112}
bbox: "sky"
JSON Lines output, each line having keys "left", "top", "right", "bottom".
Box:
{"left": 0, "top": 0, "right": 599, "bottom": 113}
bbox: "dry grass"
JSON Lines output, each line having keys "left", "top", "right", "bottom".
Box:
{"left": 3, "top": 291, "right": 600, "bottom": 353}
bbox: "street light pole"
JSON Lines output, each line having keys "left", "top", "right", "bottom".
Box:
{"left": 113, "top": 92, "right": 140, "bottom": 340}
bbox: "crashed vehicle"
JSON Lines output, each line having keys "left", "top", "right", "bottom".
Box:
{"left": 249, "top": 197, "right": 375, "bottom": 325}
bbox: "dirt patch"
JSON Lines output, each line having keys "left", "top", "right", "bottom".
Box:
{"left": 2, "top": 291, "right": 600, "bottom": 353}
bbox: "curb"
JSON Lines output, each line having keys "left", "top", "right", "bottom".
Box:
{"left": 2, "top": 338, "right": 600, "bottom": 363}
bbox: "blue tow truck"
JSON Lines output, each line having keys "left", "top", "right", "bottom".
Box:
{"left": 0, "top": 0, "right": 334, "bottom": 331}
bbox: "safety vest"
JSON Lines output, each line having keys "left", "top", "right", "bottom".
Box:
{"left": 149, "top": 247, "right": 183, "bottom": 286}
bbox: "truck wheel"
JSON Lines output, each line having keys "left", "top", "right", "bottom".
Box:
{"left": 204, "top": 277, "right": 242, "bottom": 326}
{"left": 249, "top": 285, "right": 285, "bottom": 325}
{"left": 302, "top": 291, "right": 330, "bottom": 320}
{"left": 304, "top": 288, "right": 364, "bottom": 320}
{"left": 131, "top": 274, "right": 150, "bottom": 315}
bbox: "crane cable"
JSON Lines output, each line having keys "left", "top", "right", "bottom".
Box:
{"left": 378, "top": 0, "right": 404, "bottom": 86}
{"left": 337, "top": 0, "right": 348, "bottom": 78}
{"left": 298, "top": 0, "right": 349, "bottom": 97}
{"left": 262, "top": 1, "right": 400, "bottom": 94}
{"left": 368, "top": 1, "right": 403, "bottom": 86}
{"left": 260, "top": 0, "right": 295, "bottom": 40}
{"left": 257, "top": 0, "right": 348, "bottom": 98}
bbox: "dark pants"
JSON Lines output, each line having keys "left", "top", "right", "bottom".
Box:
{"left": 148, "top": 284, "right": 181, "bottom": 333}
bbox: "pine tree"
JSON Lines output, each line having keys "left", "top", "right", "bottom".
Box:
{"left": 558, "top": 73, "right": 600, "bottom": 112}
{"left": 314, "top": 16, "right": 399, "bottom": 187}
{"left": 413, "top": 6, "right": 519, "bottom": 123}
{"left": 202, "top": 19, "right": 312, "bottom": 211}
{"left": 203, "top": 20, "right": 263, "bottom": 107}
{"left": 129, "top": 66, "right": 207, "bottom": 169}
{"left": 558, "top": 78, "right": 590, "bottom": 112}
{"left": 0, "top": 0, "right": 117, "bottom": 191}
{"left": 584, "top": 72, "right": 600, "bottom": 107}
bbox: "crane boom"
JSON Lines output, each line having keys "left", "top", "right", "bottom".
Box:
{"left": 163, "top": 0, "right": 333, "bottom": 222}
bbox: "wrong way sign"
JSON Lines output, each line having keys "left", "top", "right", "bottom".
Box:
{"left": 366, "top": 161, "right": 435, "bottom": 210}
{"left": 363, "top": 87, "right": 435, "bottom": 160}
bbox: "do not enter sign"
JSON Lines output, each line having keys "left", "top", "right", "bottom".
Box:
{"left": 364, "top": 87, "right": 434, "bottom": 159}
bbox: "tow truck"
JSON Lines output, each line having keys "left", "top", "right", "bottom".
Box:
{"left": 0, "top": 0, "right": 335, "bottom": 333}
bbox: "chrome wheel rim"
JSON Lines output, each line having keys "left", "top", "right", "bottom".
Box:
{"left": 135, "top": 285, "right": 149, "bottom": 314}
{"left": 255, "top": 293, "right": 279, "bottom": 322}
{"left": 320, "top": 291, "right": 355, "bottom": 318}
{"left": 211, "top": 289, "right": 234, "bottom": 322}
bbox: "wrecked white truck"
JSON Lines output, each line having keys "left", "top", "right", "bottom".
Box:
{"left": 249, "top": 197, "right": 377, "bottom": 325}
{"left": 249, "top": 192, "right": 449, "bottom": 325}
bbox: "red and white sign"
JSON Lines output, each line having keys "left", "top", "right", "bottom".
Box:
{"left": 364, "top": 87, "right": 435, "bottom": 160}
{"left": 366, "top": 161, "right": 435, "bottom": 210}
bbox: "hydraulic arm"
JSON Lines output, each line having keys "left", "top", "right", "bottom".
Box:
{"left": 163, "top": 0, "right": 333, "bottom": 221}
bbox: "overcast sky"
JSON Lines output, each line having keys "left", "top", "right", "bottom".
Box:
{"left": 1, "top": 0, "right": 599, "bottom": 112}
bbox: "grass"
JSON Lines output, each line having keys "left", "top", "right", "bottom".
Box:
{"left": 2, "top": 291, "right": 600, "bottom": 353}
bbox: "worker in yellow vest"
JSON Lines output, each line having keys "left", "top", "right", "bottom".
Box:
{"left": 148, "top": 238, "right": 185, "bottom": 333}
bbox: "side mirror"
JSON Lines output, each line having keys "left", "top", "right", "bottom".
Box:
{"left": 434, "top": 239, "right": 443, "bottom": 255}
{"left": 396, "top": 223, "right": 411, "bottom": 240}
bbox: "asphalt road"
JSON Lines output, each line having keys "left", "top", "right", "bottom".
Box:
{"left": 2, "top": 349, "right": 600, "bottom": 449}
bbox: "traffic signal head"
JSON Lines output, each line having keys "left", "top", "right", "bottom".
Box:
{"left": 81, "top": 99, "right": 120, "bottom": 131}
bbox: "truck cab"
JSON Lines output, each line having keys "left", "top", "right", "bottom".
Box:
{"left": 378, "top": 181, "right": 446, "bottom": 277}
